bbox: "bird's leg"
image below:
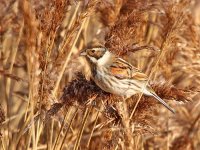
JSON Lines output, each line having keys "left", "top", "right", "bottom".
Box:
{"left": 122, "top": 95, "right": 129, "bottom": 101}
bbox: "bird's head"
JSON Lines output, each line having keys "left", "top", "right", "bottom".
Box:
{"left": 80, "top": 47, "right": 112, "bottom": 65}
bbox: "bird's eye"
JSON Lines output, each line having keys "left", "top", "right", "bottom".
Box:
{"left": 91, "top": 50, "right": 95, "bottom": 53}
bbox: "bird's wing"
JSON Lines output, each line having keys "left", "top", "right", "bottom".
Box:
{"left": 132, "top": 71, "right": 148, "bottom": 81}
{"left": 108, "top": 57, "right": 148, "bottom": 81}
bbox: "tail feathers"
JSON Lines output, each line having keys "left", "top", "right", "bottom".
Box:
{"left": 151, "top": 93, "right": 175, "bottom": 114}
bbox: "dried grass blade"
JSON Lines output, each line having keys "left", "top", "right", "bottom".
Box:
{"left": 73, "top": 107, "right": 92, "bottom": 150}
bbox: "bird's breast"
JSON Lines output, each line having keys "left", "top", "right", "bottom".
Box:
{"left": 92, "top": 67, "right": 140, "bottom": 97}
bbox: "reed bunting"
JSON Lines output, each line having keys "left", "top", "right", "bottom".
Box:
{"left": 80, "top": 47, "right": 175, "bottom": 113}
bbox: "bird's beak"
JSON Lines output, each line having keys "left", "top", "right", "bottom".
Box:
{"left": 80, "top": 51, "right": 87, "bottom": 56}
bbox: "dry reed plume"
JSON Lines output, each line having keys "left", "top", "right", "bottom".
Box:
{"left": 0, "top": 0, "right": 200, "bottom": 149}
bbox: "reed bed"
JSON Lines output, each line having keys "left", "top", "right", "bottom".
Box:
{"left": 0, "top": 0, "right": 200, "bottom": 149}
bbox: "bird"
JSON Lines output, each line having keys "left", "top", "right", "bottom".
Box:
{"left": 80, "top": 46, "right": 175, "bottom": 113}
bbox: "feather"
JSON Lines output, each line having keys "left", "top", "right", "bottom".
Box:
{"left": 109, "top": 66, "right": 130, "bottom": 79}
{"left": 109, "top": 57, "right": 148, "bottom": 81}
{"left": 81, "top": 47, "right": 175, "bottom": 113}
{"left": 151, "top": 92, "right": 175, "bottom": 114}
{"left": 132, "top": 72, "right": 148, "bottom": 81}
{"left": 146, "top": 86, "right": 175, "bottom": 113}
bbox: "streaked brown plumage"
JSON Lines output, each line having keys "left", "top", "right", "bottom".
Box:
{"left": 80, "top": 47, "right": 175, "bottom": 113}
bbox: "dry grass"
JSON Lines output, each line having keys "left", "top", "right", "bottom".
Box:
{"left": 0, "top": 0, "right": 200, "bottom": 149}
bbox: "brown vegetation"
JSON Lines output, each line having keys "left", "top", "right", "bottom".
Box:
{"left": 0, "top": 0, "right": 200, "bottom": 149}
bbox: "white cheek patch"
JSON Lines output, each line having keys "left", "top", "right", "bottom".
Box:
{"left": 88, "top": 56, "right": 97, "bottom": 63}
{"left": 98, "top": 51, "right": 111, "bottom": 65}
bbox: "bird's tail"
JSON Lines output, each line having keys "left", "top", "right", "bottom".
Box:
{"left": 151, "top": 92, "right": 175, "bottom": 114}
